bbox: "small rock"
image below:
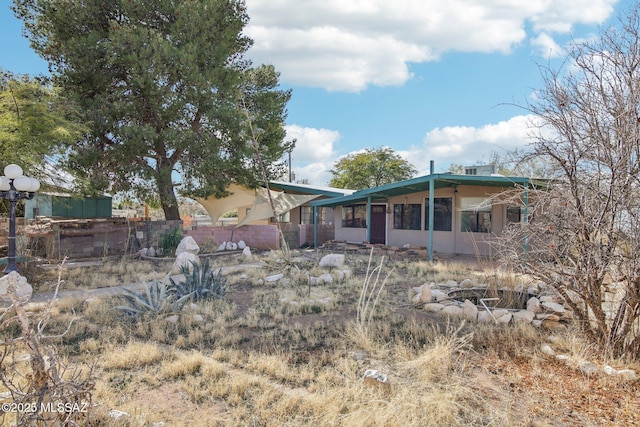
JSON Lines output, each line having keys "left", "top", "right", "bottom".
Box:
{"left": 218, "top": 242, "right": 227, "bottom": 251}
{"left": 265, "top": 273, "right": 284, "bottom": 283}
{"left": 432, "top": 289, "right": 447, "bottom": 302}
{"left": 139, "top": 248, "right": 149, "bottom": 257}
{"left": 423, "top": 303, "right": 445, "bottom": 312}
{"left": 363, "top": 369, "right": 391, "bottom": 392}
{"left": 318, "top": 273, "right": 333, "bottom": 284}
{"left": 351, "top": 350, "right": 370, "bottom": 361}
{"left": 319, "top": 254, "right": 345, "bottom": 268}
{"left": 442, "top": 305, "right": 464, "bottom": 318}
{"left": 108, "top": 409, "right": 130, "bottom": 420}
{"left": 540, "top": 344, "right": 555, "bottom": 356}
{"left": 148, "top": 247, "right": 156, "bottom": 257}
{"left": 191, "top": 314, "right": 204, "bottom": 322}
{"left": 242, "top": 246, "right": 253, "bottom": 261}
{"left": 238, "top": 240, "right": 247, "bottom": 249}
{"left": 616, "top": 369, "right": 638, "bottom": 382}
{"left": 603, "top": 365, "right": 617, "bottom": 376}
{"left": 527, "top": 297, "right": 542, "bottom": 313}
{"left": 579, "top": 361, "right": 600, "bottom": 375}
{"left": 165, "top": 315, "right": 180, "bottom": 324}
{"left": 459, "top": 278, "right": 474, "bottom": 287}
{"left": 463, "top": 300, "right": 478, "bottom": 321}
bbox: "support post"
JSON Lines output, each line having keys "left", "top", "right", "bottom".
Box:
{"left": 428, "top": 178, "right": 435, "bottom": 261}
{"left": 366, "top": 196, "right": 372, "bottom": 243}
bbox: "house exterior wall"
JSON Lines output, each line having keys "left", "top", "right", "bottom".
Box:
{"left": 333, "top": 185, "right": 519, "bottom": 256}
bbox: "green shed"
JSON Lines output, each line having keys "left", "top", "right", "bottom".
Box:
{"left": 25, "top": 193, "right": 112, "bottom": 219}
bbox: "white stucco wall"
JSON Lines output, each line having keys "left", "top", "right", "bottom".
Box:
{"left": 333, "top": 185, "right": 519, "bottom": 256}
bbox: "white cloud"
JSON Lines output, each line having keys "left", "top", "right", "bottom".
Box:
{"left": 284, "top": 124, "right": 341, "bottom": 185}
{"left": 285, "top": 124, "right": 340, "bottom": 163}
{"left": 531, "top": 32, "right": 565, "bottom": 59}
{"left": 413, "top": 115, "right": 538, "bottom": 174}
{"left": 245, "top": 0, "right": 617, "bottom": 92}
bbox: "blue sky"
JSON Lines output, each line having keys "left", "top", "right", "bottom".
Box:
{"left": 0, "top": 0, "right": 631, "bottom": 185}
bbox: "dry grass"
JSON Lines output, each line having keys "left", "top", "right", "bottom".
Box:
{"left": 11, "top": 251, "right": 640, "bottom": 426}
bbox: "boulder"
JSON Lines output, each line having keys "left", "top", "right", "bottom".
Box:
{"left": 463, "top": 299, "right": 478, "bottom": 321}
{"left": 242, "top": 246, "right": 253, "bottom": 261}
{"left": 419, "top": 284, "right": 432, "bottom": 303}
{"left": 459, "top": 278, "right": 474, "bottom": 288}
{"left": 477, "top": 311, "right": 494, "bottom": 323}
{"left": 512, "top": 310, "right": 535, "bottom": 323}
{"left": 175, "top": 236, "right": 200, "bottom": 256}
{"left": 237, "top": 240, "right": 247, "bottom": 249}
{"left": 0, "top": 272, "right": 33, "bottom": 303}
{"left": 319, "top": 254, "right": 345, "bottom": 268}
{"left": 526, "top": 297, "right": 542, "bottom": 313}
{"left": 432, "top": 289, "right": 447, "bottom": 302}
{"left": 423, "top": 303, "right": 445, "bottom": 313}
{"left": 218, "top": 242, "right": 227, "bottom": 252}
{"left": 318, "top": 273, "right": 333, "bottom": 284}
{"left": 147, "top": 247, "right": 156, "bottom": 257}
{"left": 226, "top": 241, "right": 238, "bottom": 251}
{"left": 442, "top": 305, "right": 464, "bottom": 318}
{"left": 542, "top": 301, "right": 565, "bottom": 314}
{"left": 171, "top": 252, "right": 199, "bottom": 274}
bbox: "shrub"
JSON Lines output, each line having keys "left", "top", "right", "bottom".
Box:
{"left": 113, "top": 275, "right": 190, "bottom": 317}
{"left": 170, "top": 257, "right": 226, "bottom": 302}
{"left": 159, "top": 226, "right": 183, "bottom": 256}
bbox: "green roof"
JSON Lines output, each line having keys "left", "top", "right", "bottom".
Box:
{"left": 309, "top": 174, "right": 547, "bottom": 207}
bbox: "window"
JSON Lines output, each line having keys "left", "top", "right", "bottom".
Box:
{"left": 300, "top": 206, "right": 313, "bottom": 224}
{"left": 271, "top": 211, "right": 290, "bottom": 223}
{"left": 425, "top": 197, "right": 452, "bottom": 231}
{"left": 300, "top": 206, "right": 330, "bottom": 225}
{"left": 393, "top": 203, "right": 421, "bottom": 230}
{"left": 465, "top": 167, "right": 477, "bottom": 175}
{"left": 507, "top": 206, "right": 522, "bottom": 223}
{"left": 342, "top": 205, "right": 367, "bottom": 228}
{"left": 460, "top": 197, "right": 492, "bottom": 233}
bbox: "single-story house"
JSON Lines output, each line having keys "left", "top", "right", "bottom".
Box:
{"left": 309, "top": 169, "right": 545, "bottom": 259}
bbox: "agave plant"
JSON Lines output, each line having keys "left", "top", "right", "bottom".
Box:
{"left": 113, "top": 275, "right": 191, "bottom": 317}
{"left": 170, "top": 257, "right": 226, "bottom": 302}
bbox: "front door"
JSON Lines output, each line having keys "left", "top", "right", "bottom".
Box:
{"left": 369, "top": 205, "right": 386, "bottom": 244}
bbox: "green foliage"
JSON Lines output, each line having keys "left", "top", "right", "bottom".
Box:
{"left": 113, "top": 275, "right": 190, "bottom": 317}
{"left": 329, "top": 147, "right": 417, "bottom": 189}
{"left": 170, "top": 258, "right": 226, "bottom": 301}
{"left": 0, "top": 69, "right": 87, "bottom": 177}
{"left": 159, "top": 227, "right": 183, "bottom": 256}
{"left": 13, "top": 0, "right": 291, "bottom": 219}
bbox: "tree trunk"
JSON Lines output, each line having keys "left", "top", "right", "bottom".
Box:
{"left": 157, "top": 161, "right": 180, "bottom": 220}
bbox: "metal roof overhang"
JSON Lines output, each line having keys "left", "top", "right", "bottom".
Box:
{"left": 309, "top": 174, "right": 546, "bottom": 208}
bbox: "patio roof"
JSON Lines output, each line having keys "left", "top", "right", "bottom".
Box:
{"left": 309, "top": 173, "right": 547, "bottom": 208}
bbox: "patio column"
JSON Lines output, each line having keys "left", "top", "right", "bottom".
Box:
{"left": 313, "top": 206, "right": 318, "bottom": 249}
{"left": 428, "top": 178, "right": 434, "bottom": 261}
{"left": 366, "top": 196, "right": 372, "bottom": 243}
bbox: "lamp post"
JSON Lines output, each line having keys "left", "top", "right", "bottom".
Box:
{"left": 0, "top": 164, "right": 40, "bottom": 274}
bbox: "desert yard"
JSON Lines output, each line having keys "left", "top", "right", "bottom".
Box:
{"left": 2, "top": 249, "right": 639, "bottom": 426}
